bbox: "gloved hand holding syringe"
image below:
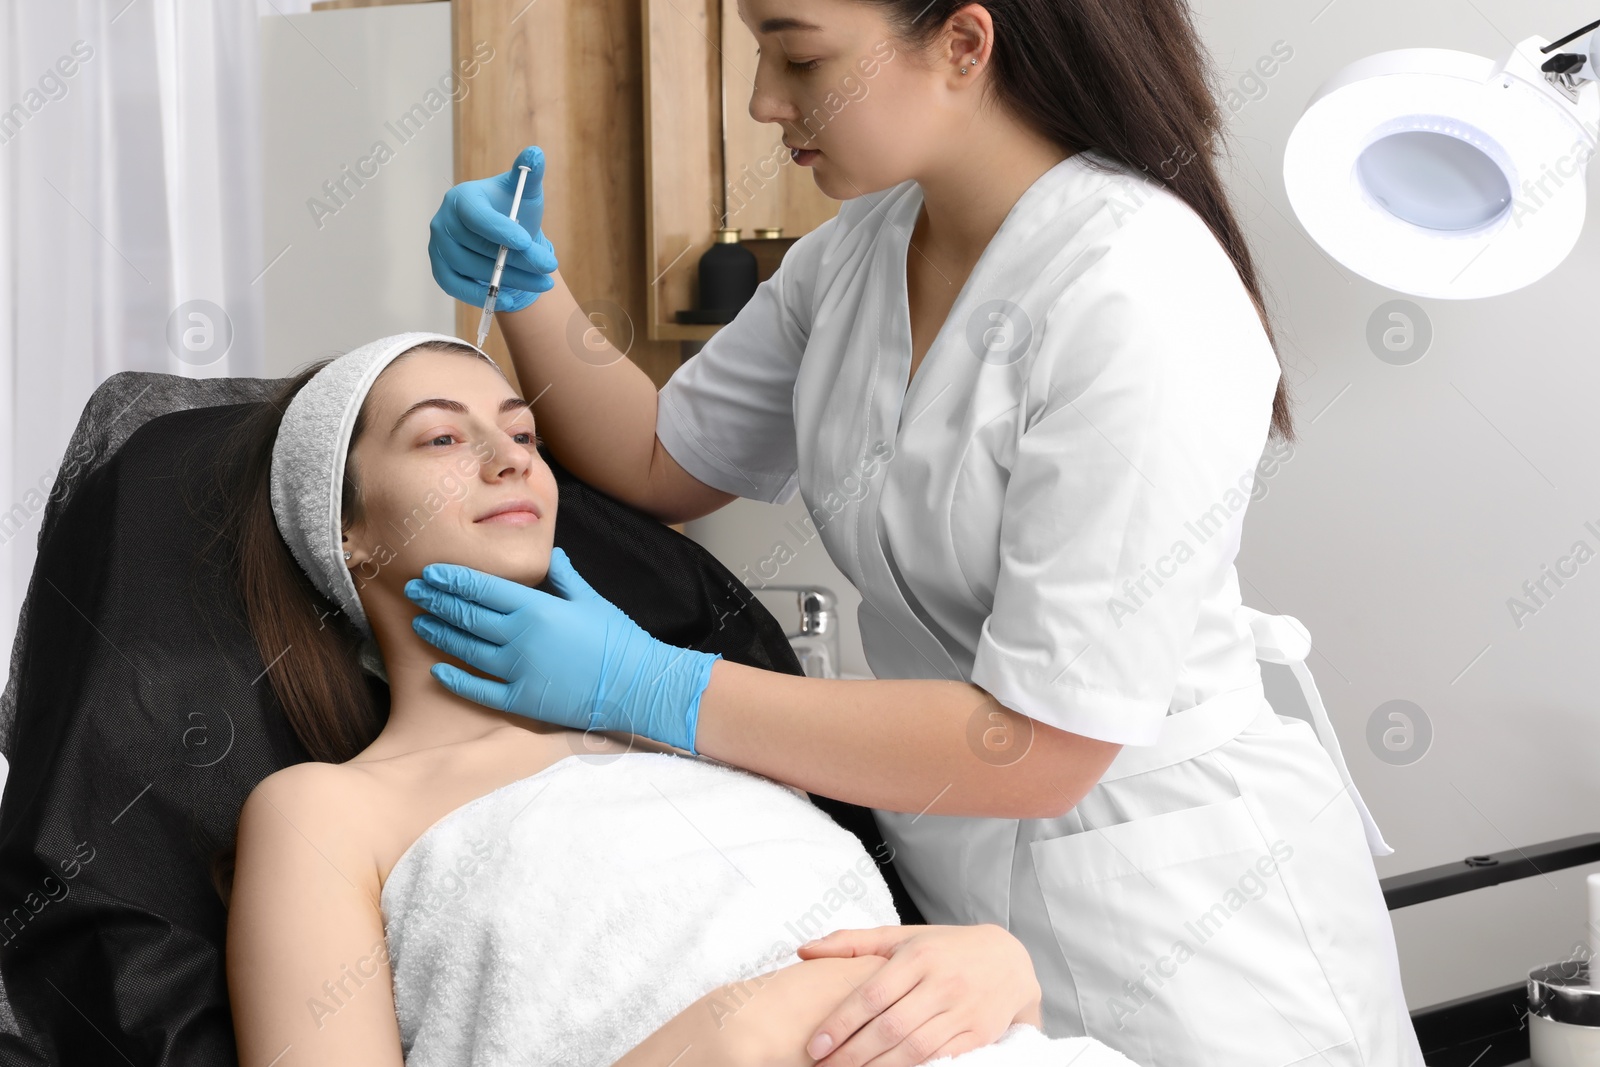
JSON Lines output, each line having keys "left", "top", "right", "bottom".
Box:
{"left": 429, "top": 145, "right": 559, "bottom": 326}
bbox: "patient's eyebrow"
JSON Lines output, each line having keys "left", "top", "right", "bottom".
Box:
{"left": 391, "top": 396, "right": 533, "bottom": 436}
{"left": 757, "top": 16, "right": 822, "bottom": 32}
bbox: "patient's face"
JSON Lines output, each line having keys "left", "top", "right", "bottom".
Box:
{"left": 340, "top": 348, "right": 558, "bottom": 604}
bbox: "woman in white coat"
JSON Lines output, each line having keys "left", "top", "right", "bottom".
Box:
{"left": 420, "top": 1, "right": 1427, "bottom": 1064}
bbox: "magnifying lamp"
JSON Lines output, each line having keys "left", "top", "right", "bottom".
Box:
{"left": 1284, "top": 19, "right": 1600, "bottom": 299}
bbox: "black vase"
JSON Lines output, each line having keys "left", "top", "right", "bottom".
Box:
{"left": 697, "top": 227, "right": 758, "bottom": 320}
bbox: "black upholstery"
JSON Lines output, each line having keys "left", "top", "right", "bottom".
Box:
{"left": 0, "top": 370, "right": 923, "bottom": 1067}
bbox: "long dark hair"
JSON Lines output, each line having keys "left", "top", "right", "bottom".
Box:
{"left": 864, "top": 0, "right": 1295, "bottom": 441}
{"left": 202, "top": 340, "right": 483, "bottom": 901}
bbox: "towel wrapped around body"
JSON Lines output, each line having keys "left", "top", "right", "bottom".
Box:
{"left": 379, "top": 750, "right": 1137, "bottom": 1066}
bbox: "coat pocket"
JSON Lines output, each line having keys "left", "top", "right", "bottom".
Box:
{"left": 1030, "top": 795, "right": 1356, "bottom": 1067}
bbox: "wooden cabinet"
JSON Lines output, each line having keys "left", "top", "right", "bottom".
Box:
{"left": 312, "top": 0, "right": 837, "bottom": 386}
{"left": 448, "top": 0, "right": 680, "bottom": 386}
{"left": 641, "top": 0, "right": 836, "bottom": 343}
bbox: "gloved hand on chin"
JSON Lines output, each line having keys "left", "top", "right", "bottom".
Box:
{"left": 403, "top": 547, "right": 720, "bottom": 755}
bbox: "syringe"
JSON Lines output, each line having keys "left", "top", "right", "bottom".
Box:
{"left": 475, "top": 163, "right": 533, "bottom": 351}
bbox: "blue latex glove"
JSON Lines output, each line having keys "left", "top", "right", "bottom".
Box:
{"left": 428, "top": 144, "right": 560, "bottom": 312}
{"left": 404, "top": 547, "right": 720, "bottom": 754}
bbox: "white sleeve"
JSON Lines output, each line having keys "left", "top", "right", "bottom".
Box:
{"left": 654, "top": 214, "right": 840, "bottom": 505}
{"left": 967, "top": 203, "right": 1281, "bottom": 746}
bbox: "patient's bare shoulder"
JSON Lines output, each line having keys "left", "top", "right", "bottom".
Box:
{"left": 245, "top": 759, "right": 373, "bottom": 813}
{"left": 238, "top": 761, "right": 382, "bottom": 899}
{"left": 229, "top": 762, "right": 403, "bottom": 1065}
{"left": 242, "top": 760, "right": 370, "bottom": 824}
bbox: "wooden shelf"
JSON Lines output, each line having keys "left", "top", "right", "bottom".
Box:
{"left": 642, "top": 0, "right": 836, "bottom": 343}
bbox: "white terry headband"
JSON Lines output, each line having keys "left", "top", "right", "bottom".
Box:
{"left": 269, "top": 331, "right": 504, "bottom": 681}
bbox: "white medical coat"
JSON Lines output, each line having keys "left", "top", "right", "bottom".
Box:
{"left": 659, "top": 151, "right": 1274, "bottom": 740}
{"left": 655, "top": 152, "right": 1424, "bottom": 1066}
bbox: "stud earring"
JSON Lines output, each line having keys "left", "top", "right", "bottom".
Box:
{"left": 344, "top": 551, "right": 352, "bottom": 560}
{"left": 960, "top": 56, "right": 980, "bottom": 75}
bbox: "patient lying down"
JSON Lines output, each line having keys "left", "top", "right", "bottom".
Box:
{"left": 220, "top": 338, "right": 1138, "bottom": 1067}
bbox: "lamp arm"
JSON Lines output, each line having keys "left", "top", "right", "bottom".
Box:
{"left": 1539, "top": 16, "right": 1600, "bottom": 55}
{"left": 1538, "top": 15, "right": 1600, "bottom": 89}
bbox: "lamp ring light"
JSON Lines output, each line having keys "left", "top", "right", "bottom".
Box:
{"left": 1284, "top": 22, "right": 1600, "bottom": 299}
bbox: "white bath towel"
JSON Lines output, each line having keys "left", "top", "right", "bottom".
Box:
{"left": 380, "top": 750, "right": 1138, "bottom": 1067}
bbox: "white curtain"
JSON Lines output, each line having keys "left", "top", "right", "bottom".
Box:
{"left": 0, "top": 0, "right": 273, "bottom": 784}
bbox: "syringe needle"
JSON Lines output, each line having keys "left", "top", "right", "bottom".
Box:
{"left": 475, "top": 291, "right": 496, "bottom": 350}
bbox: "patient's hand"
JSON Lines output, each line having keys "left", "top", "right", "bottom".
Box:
{"left": 794, "top": 924, "right": 1043, "bottom": 1066}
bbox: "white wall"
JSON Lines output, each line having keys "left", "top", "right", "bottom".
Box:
{"left": 684, "top": 0, "right": 1600, "bottom": 1012}
{"left": 1204, "top": 0, "right": 1600, "bottom": 1010}
{"left": 259, "top": 3, "right": 456, "bottom": 379}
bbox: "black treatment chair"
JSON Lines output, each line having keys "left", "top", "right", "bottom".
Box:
{"left": 0, "top": 369, "right": 926, "bottom": 1067}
